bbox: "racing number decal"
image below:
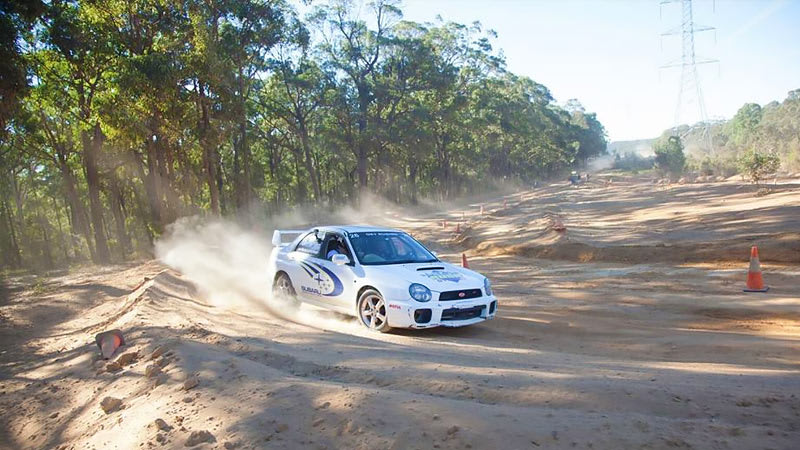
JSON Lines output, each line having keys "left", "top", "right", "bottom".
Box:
{"left": 299, "top": 261, "right": 344, "bottom": 297}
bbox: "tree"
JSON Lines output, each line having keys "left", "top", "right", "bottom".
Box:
{"left": 311, "top": 0, "right": 401, "bottom": 190}
{"left": 654, "top": 135, "right": 686, "bottom": 176}
{"left": 738, "top": 149, "right": 780, "bottom": 186}
{"left": 729, "top": 103, "right": 762, "bottom": 147}
{"left": 0, "top": 0, "right": 46, "bottom": 131}
{"left": 0, "top": 0, "right": 612, "bottom": 270}
{"left": 260, "top": 21, "right": 328, "bottom": 202}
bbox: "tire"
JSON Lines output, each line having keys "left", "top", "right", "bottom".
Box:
{"left": 273, "top": 272, "right": 299, "bottom": 306}
{"left": 357, "top": 288, "right": 392, "bottom": 333}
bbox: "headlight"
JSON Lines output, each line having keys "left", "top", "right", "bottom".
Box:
{"left": 409, "top": 283, "right": 432, "bottom": 302}
{"left": 484, "top": 278, "right": 493, "bottom": 296}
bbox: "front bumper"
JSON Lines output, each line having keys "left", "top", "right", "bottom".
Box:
{"left": 385, "top": 296, "right": 498, "bottom": 329}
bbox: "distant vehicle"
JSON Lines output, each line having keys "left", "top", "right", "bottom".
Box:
{"left": 267, "top": 226, "right": 498, "bottom": 332}
{"left": 568, "top": 171, "right": 583, "bottom": 185}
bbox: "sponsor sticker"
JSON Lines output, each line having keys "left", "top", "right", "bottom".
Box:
{"left": 420, "top": 270, "right": 462, "bottom": 283}
{"left": 299, "top": 261, "right": 344, "bottom": 296}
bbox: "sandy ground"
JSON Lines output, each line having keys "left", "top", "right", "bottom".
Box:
{"left": 1, "top": 174, "right": 799, "bottom": 450}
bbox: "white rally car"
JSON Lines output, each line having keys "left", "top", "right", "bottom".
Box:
{"left": 267, "top": 226, "right": 498, "bottom": 332}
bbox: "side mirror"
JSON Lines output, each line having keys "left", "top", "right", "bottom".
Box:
{"left": 271, "top": 230, "right": 281, "bottom": 247}
{"left": 332, "top": 254, "right": 350, "bottom": 266}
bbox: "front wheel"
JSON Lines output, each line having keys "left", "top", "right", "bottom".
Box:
{"left": 357, "top": 289, "right": 392, "bottom": 333}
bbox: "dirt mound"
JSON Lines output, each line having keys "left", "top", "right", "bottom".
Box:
{"left": 433, "top": 178, "right": 800, "bottom": 265}
{"left": 475, "top": 232, "right": 800, "bottom": 264}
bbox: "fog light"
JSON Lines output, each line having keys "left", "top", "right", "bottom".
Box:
{"left": 413, "top": 309, "right": 432, "bottom": 324}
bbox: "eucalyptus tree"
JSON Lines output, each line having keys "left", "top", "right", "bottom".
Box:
{"left": 260, "top": 19, "right": 329, "bottom": 202}
{"left": 17, "top": 86, "right": 96, "bottom": 260}
{"left": 0, "top": 0, "right": 46, "bottom": 131}
{"left": 217, "top": 0, "right": 287, "bottom": 209}
{"left": 35, "top": 0, "right": 119, "bottom": 263}
{"left": 310, "top": 0, "right": 402, "bottom": 190}
{"left": 413, "top": 21, "right": 503, "bottom": 197}
{"left": 103, "top": 0, "right": 192, "bottom": 233}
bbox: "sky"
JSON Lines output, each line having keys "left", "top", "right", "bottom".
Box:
{"left": 394, "top": 0, "right": 800, "bottom": 141}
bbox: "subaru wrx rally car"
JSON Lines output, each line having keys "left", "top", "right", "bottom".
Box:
{"left": 267, "top": 226, "right": 498, "bottom": 332}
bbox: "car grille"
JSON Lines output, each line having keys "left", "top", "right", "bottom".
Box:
{"left": 441, "top": 305, "right": 485, "bottom": 321}
{"left": 438, "top": 288, "right": 482, "bottom": 301}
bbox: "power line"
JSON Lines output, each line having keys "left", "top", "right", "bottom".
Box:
{"left": 660, "top": 0, "right": 717, "bottom": 154}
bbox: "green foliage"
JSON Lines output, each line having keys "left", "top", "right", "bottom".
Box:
{"left": 728, "top": 103, "right": 762, "bottom": 147}
{"left": 674, "top": 89, "right": 800, "bottom": 173}
{"left": 0, "top": 0, "right": 608, "bottom": 270}
{"left": 653, "top": 136, "right": 686, "bottom": 176}
{"left": 738, "top": 149, "right": 780, "bottom": 185}
{"left": 0, "top": 0, "right": 46, "bottom": 131}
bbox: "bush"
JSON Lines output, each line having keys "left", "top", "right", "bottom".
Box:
{"left": 738, "top": 149, "right": 780, "bottom": 185}
{"left": 688, "top": 154, "right": 740, "bottom": 177}
{"left": 653, "top": 136, "right": 686, "bottom": 176}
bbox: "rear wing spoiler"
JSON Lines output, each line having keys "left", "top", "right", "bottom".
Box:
{"left": 271, "top": 229, "right": 305, "bottom": 247}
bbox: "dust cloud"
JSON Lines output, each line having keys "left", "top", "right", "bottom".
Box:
{"left": 587, "top": 154, "right": 615, "bottom": 172}
{"left": 154, "top": 216, "right": 360, "bottom": 333}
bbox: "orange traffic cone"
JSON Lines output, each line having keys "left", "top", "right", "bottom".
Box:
{"left": 461, "top": 253, "right": 469, "bottom": 268}
{"left": 743, "top": 246, "right": 769, "bottom": 292}
{"left": 95, "top": 329, "right": 125, "bottom": 359}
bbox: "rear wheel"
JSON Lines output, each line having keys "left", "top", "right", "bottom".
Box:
{"left": 273, "top": 272, "right": 299, "bottom": 306}
{"left": 358, "top": 289, "right": 392, "bottom": 333}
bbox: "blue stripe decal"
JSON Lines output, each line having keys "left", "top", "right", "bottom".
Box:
{"left": 299, "top": 261, "right": 319, "bottom": 275}
{"left": 298, "top": 264, "right": 314, "bottom": 277}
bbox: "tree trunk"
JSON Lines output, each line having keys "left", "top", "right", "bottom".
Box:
{"left": 144, "top": 134, "right": 164, "bottom": 231}
{"left": 131, "top": 158, "right": 156, "bottom": 246}
{"left": 233, "top": 135, "right": 241, "bottom": 208}
{"left": 58, "top": 156, "right": 96, "bottom": 260}
{"left": 51, "top": 195, "right": 70, "bottom": 263}
{"left": 356, "top": 83, "right": 370, "bottom": 189}
{"left": 298, "top": 118, "right": 321, "bottom": 201}
{"left": 1, "top": 200, "right": 21, "bottom": 268}
{"left": 292, "top": 151, "right": 307, "bottom": 203}
{"left": 436, "top": 133, "right": 451, "bottom": 199}
{"left": 237, "top": 68, "right": 251, "bottom": 210}
{"left": 408, "top": 160, "right": 418, "bottom": 204}
{"left": 108, "top": 176, "right": 131, "bottom": 258}
{"left": 39, "top": 214, "right": 54, "bottom": 269}
{"left": 199, "top": 81, "right": 220, "bottom": 215}
{"left": 82, "top": 123, "right": 111, "bottom": 264}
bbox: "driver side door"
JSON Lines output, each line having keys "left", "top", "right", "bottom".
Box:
{"left": 286, "top": 232, "right": 325, "bottom": 303}
{"left": 313, "top": 232, "right": 358, "bottom": 313}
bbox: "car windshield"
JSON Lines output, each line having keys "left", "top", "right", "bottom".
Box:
{"left": 348, "top": 232, "right": 438, "bottom": 266}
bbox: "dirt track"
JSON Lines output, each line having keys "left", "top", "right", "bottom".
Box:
{"left": 1, "top": 175, "right": 799, "bottom": 449}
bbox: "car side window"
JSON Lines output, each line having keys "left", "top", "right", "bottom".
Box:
{"left": 295, "top": 232, "right": 322, "bottom": 257}
{"left": 323, "top": 233, "right": 354, "bottom": 263}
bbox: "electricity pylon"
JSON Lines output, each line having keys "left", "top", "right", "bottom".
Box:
{"left": 660, "top": 0, "right": 717, "bottom": 154}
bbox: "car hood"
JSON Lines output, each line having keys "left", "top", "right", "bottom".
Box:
{"left": 365, "top": 261, "right": 485, "bottom": 292}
